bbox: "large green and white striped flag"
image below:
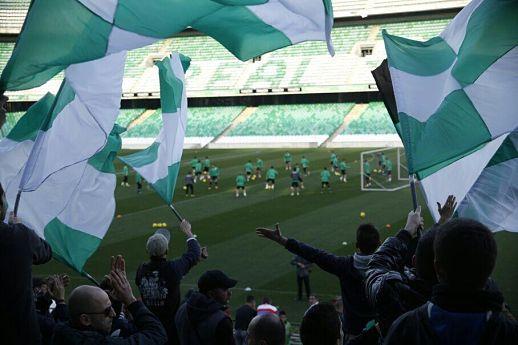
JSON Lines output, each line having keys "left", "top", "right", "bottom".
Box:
{"left": 15, "top": 51, "right": 126, "bottom": 191}
{"left": 0, "top": 102, "right": 125, "bottom": 272}
{"left": 0, "top": 0, "right": 334, "bottom": 92}
{"left": 120, "top": 53, "right": 189, "bottom": 204}
{"left": 379, "top": 0, "right": 518, "bottom": 231}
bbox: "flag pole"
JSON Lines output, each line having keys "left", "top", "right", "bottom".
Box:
{"left": 168, "top": 204, "right": 183, "bottom": 222}
{"left": 13, "top": 190, "right": 22, "bottom": 217}
{"left": 83, "top": 271, "right": 100, "bottom": 287}
{"left": 409, "top": 174, "right": 418, "bottom": 211}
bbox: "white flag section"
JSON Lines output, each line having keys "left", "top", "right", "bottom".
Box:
{"left": 0, "top": 112, "right": 124, "bottom": 272}
{"left": 120, "top": 53, "right": 189, "bottom": 205}
{"left": 18, "top": 52, "right": 126, "bottom": 192}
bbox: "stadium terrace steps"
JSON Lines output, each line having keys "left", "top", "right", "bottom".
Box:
{"left": 116, "top": 109, "right": 146, "bottom": 128}
{"left": 321, "top": 103, "right": 368, "bottom": 148}
{"left": 0, "top": 111, "right": 24, "bottom": 138}
{"left": 3, "top": 17, "right": 455, "bottom": 100}
{"left": 123, "top": 106, "right": 244, "bottom": 141}
{"left": 209, "top": 106, "right": 258, "bottom": 148}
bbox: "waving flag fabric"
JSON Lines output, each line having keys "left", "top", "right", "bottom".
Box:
{"left": 0, "top": 0, "right": 334, "bottom": 92}
{"left": 0, "top": 100, "right": 124, "bottom": 271}
{"left": 375, "top": 0, "right": 518, "bottom": 231}
{"left": 120, "top": 53, "right": 188, "bottom": 204}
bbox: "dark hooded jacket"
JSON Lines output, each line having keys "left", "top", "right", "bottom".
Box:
{"left": 0, "top": 222, "right": 52, "bottom": 345}
{"left": 365, "top": 229, "right": 432, "bottom": 337}
{"left": 384, "top": 284, "right": 518, "bottom": 345}
{"left": 51, "top": 301, "right": 167, "bottom": 345}
{"left": 285, "top": 238, "right": 375, "bottom": 335}
{"left": 175, "top": 292, "right": 234, "bottom": 345}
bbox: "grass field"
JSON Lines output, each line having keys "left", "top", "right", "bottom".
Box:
{"left": 34, "top": 148, "right": 518, "bottom": 323}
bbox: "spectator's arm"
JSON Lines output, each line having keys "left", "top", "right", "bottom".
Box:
{"left": 285, "top": 239, "right": 347, "bottom": 276}
{"left": 22, "top": 224, "right": 52, "bottom": 265}
{"left": 171, "top": 237, "right": 201, "bottom": 277}
{"left": 112, "top": 301, "right": 167, "bottom": 345}
{"left": 51, "top": 303, "right": 69, "bottom": 322}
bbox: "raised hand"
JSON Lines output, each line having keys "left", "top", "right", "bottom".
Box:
{"left": 107, "top": 256, "right": 136, "bottom": 306}
{"left": 48, "top": 275, "right": 66, "bottom": 302}
{"left": 179, "top": 219, "right": 194, "bottom": 238}
{"left": 256, "top": 223, "right": 287, "bottom": 246}
{"left": 437, "top": 195, "right": 457, "bottom": 224}
{"left": 404, "top": 206, "right": 423, "bottom": 238}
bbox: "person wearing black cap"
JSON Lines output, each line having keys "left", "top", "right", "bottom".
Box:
{"left": 175, "top": 270, "right": 237, "bottom": 345}
{"left": 136, "top": 220, "right": 201, "bottom": 345}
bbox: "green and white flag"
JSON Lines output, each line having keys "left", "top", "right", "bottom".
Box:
{"left": 381, "top": 0, "right": 518, "bottom": 231}
{"left": 15, "top": 51, "right": 126, "bottom": 191}
{"left": 0, "top": 102, "right": 124, "bottom": 272}
{"left": 120, "top": 53, "right": 189, "bottom": 204}
{"left": 1, "top": 0, "right": 334, "bottom": 92}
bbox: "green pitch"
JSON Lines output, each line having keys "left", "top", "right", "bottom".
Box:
{"left": 34, "top": 148, "right": 518, "bottom": 322}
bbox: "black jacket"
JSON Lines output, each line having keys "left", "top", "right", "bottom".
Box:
{"left": 38, "top": 303, "right": 69, "bottom": 345}
{"left": 0, "top": 222, "right": 52, "bottom": 345}
{"left": 365, "top": 230, "right": 432, "bottom": 336}
{"left": 136, "top": 238, "right": 201, "bottom": 338}
{"left": 51, "top": 301, "right": 167, "bottom": 345}
{"left": 384, "top": 284, "right": 518, "bottom": 345}
{"left": 175, "top": 292, "right": 234, "bottom": 345}
{"left": 286, "top": 238, "right": 375, "bottom": 335}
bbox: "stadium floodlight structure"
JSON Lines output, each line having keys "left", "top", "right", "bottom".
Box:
{"left": 360, "top": 147, "right": 409, "bottom": 192}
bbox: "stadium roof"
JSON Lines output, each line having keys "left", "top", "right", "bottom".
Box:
{"left": 0, "top": 0, "right": 469, "bottom": 35}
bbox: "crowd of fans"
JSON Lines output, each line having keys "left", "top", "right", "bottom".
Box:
{"left": 1, "top": 101, "right": 518, "bottom": 344}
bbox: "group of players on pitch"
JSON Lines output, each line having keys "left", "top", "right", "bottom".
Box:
{"left": 182, "top": 151, "right": 393, "bottom": 198}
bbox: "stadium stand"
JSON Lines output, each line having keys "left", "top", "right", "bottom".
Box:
{"left": 332, "top": 0, "right": 468, "bottom": 17}
{"left": 342, "top": 102, "right": 396, "bottom": 135}
{"left": 0, "top": 42, "right": 15, "bottom": 72}
{"left": 116, "top": 109, "right": 146, "bottom": 128}
{"left": 378, "top": 18, "right": 452, "bottom": 40}
{"left": 0, "top": 111, "right": 24, "bottom": 137}
{"left": 124, "top": 106, "right": 243, "bottom": 138}
{"left": 0, "top": 0, "right": 29, "bottom": 34}
{"left": 229, "top": 103, "right": 354, "bottom": 136}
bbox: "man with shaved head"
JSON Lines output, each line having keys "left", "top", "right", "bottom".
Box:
{"left": 247, "top": 314, "right": 285, "bottom": 345}
{"left": 52, "top": 255, "right": 167, "bottom": 344}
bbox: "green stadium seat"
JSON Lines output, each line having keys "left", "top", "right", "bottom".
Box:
{"left": 124, "top": 106, "right": 243, "bottom": 138}
{"left": 342, "top": 102, "right": 396, "bottom": 134}
{"left": 116, "top": 109, "right": 145, "bottom": 128}
{"left": 229, "top": 103, "right": 354, "bottom": 136}
{"left": 1, "top": 111, "right": 25, "bottom": 137}
{"left": 378, "top": 18, "right": 451, "bottom": 40}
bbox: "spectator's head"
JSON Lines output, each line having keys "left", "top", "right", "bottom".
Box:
{"left": 246, "top": 295, "right": 256, "bottom": 308}
{"left": 146, "top": 228, "right": 170, "bottom": 259}
{"left": 270, "top": 166, "right": 274, "bottom": 169}
{"left": 331, "top": 296, "right": 343, "bottom": 314}
{"left": 308, "top": 295, "right": 319, "bottom": 306}
{"left": 292, "top": 167, "right": 297, "bottom": 172}
{"left": 0, "top": 183, "right": 7, "bottom": 220}
{"left": 434, "top": 218, "right": 497, "bottom": 290}
{"left": 279, "top": 310, "right": 287, "bottom": 324}
{"left": 198, "top": 270, "right": 237, "bottom": 305}
{"left": 414, "top": 227, "right": 440, "bottom": 285}
{"left": 300, "top": 303, "right": 342, "bottom": 345}
{"left": 356, "top": 224, "right": 381, "bottom": 255}
{"left": 247, "top": 313, "right": 285, "bottom": 345}
{"left": 324, "top": 167, "right": 328, "bottom": 170}
{"left": 69, "top": 285, "right": 116, "bottom": 334}
{"left": 262, "top": 297, "right": 272, "bottom": 305}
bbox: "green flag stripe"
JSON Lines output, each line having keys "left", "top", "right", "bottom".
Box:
{"left": 6, "top": 93, "right": 54, "bottom": 142}
{"left": 120, "top": 142, "right": 160, "bottom": 168}
{"left": 0, "top": 0, "right": 112, "bottom": 91}
{"left": 487, "top": 136, "right": 518, "bottom": 168}
{"left": 151, "top": 162, "right": 181, "bottom": 205}
{"left": 399, "top": 89, "right": 491, "bottom": 174}
{"left": 383, "top": 31, "right": 456, "bottom": 76}
{"left": 193, "top": 6, "right": 292, "bottom": 61}
{"left": 452, "top": 0, "right": 518, "bottom": 87}
{"left": 156, "top": 57, "right": 183, "bottom": 113}
{"left": 88, "top": 124, "right": 125, "bottom": 174}
{"left": 44, "top": 218, "right": 102, "bottom": 273}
